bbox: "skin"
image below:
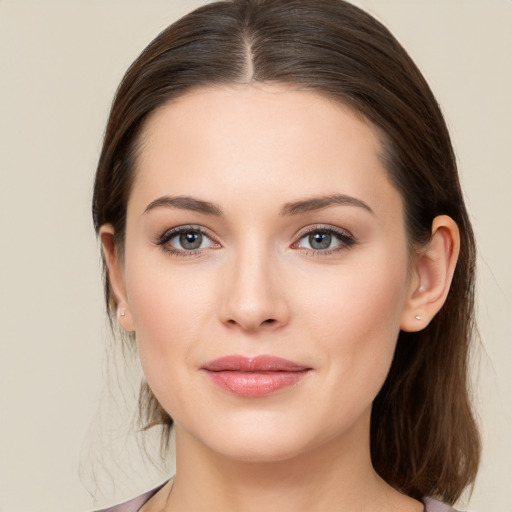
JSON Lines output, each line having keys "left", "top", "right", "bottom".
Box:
{"left": 101, "top": 84, "right": 460, "bottom": 512}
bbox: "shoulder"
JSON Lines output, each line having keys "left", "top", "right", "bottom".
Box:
{"left": 93, "top": 482, "right": 167, "bottom": 512}
{"left": 423, "top": 496, "right": 463, "bottom": 512}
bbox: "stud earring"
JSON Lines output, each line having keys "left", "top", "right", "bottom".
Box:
{"left": 120, "top": 309, "right": 126, "bottom": 317}
{"left": 415, "top": 315, "right": 421, "bottom": 320}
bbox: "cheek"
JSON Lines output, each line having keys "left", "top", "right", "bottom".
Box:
{"left": 123, "top": 226, "right": 219, "bottom": 340}
{"left": 299, "top": 250, "right": 409, "bottom": 339}
{"left": 122, "top": 250, "right": 215, "bottom": 411}
{"left": 127, "top": 264, "right": 208, "bottom": 345}
{"left": 296, "top": 248, "right": 410, "bottom": 395}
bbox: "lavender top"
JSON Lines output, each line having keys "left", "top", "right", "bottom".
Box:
{"left": 95, "top": 483, "right": 165, "bottom": 512}
{"left": 95, "top": 483, "right": 460, "bottom": 512}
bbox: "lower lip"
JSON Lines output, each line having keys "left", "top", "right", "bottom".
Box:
{"left": 204, "top": 370, "right": 311, "bottom": 397}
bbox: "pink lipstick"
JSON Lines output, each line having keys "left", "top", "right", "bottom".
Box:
{"left": 201, "top": 355, "right": 312, "bottom": 397}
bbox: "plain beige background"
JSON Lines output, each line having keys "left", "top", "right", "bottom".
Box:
{"left": 1, "top": 1, "right": 510, "bottom": 511}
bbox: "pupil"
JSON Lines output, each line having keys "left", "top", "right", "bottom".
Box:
{"left": 180, "top": 232, "right": 202, "bottom": 250}
{"left": 310, "top": 232, "right": 331, "bottom": 250}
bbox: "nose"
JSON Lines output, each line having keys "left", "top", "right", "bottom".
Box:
{"left": 218, "top": 246, "right": 290, "bottom": 332}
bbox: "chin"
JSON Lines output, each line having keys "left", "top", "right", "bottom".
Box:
{"left": 189, "top": 414, "right": 327, "bottom": 464}
{"left": 212, "top": 436, "right": 309, "bottom": 463}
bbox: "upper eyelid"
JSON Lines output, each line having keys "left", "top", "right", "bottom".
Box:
{"left": 159, "top": 224, "right": 215, "bottom": 238}
{"left": 158, "top": 224, "right": 352, "bottom": 236}
{"left": 295, "top": 224, "right": 355, "bottom": 239}
{"left": 156, "top": 225, "right": 220, "bottom": 247}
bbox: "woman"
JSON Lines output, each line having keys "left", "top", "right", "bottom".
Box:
{"left": 92, "top": 0, "right": 480, "bottom": 510}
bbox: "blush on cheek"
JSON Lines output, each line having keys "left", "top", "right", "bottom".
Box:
{"left": 308, "top": 262, "right": 406, "bottom": 379}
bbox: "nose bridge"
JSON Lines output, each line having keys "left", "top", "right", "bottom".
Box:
{"left": 219, "top": 236, "right": 288, "bottom": 331}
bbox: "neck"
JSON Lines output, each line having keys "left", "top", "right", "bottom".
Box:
{"left": 157, "top": 411, "right": 423, "bottom": 512}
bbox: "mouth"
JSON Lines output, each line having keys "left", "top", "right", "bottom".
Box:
{"left": 201, "top": 355, "right": 313, "bottom": 397}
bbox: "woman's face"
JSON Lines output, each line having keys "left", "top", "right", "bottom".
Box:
{"left": 115, "top": 84, "right": 417, "bottom": 461}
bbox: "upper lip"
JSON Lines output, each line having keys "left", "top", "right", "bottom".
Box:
{"left": 201, "top": 355, "right": 311, "bottom": 372}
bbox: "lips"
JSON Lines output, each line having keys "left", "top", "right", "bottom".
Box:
{"left": 201, "top": 355, "right": 312, "bottom": 397}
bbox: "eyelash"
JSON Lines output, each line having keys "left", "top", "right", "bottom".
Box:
{"left": 156, "top": 225, "right": 219, "bottom": 257}
{"left": 293, "top": 226, "right": 357, "bottom": 255}
{"left": 292, "top": 226, "right": 356, "bottom": 256}
{"left": 155, "top": 225, "right": 357, "bottom": 257}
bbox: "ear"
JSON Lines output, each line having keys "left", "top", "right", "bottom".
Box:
{"left": 99, "top": 224, "right": 135, "bottom": 332}
{"left": 400, "top": 215, "right": 460, "bottom": 332}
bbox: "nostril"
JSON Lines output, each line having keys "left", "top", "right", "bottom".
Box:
{"left": 263, "top": 318, "right": 276, "bottom": 324}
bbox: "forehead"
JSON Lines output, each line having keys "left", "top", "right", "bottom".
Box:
{"left": 131, "top": 84, "right": 400, "bottom": 218}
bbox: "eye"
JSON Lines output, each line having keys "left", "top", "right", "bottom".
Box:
{"left": 294, "top": 227, "right": 356, "bottom": 254}
{"left": 156, "top": 226, "right": 219, "bottom": 255}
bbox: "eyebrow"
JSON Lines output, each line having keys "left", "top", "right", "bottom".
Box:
{"left": 143, "top": 193, "right": 374, "bottom": 217}
{"left": 280, "top": 194, "right": 374, "bottom": 216}
{"left": 144, "top": 195, "right": 223, "bottom": 216}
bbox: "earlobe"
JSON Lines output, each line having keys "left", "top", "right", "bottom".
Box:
{"left": 99, "top": 225, "right": 135, "bottom": 332}
{"left": 400, "top": 215, "right": 460, "bottom": 332}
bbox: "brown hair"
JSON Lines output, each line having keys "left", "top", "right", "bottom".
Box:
{"left": 92, "top": 0, "right": 480, "bottom": 503}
